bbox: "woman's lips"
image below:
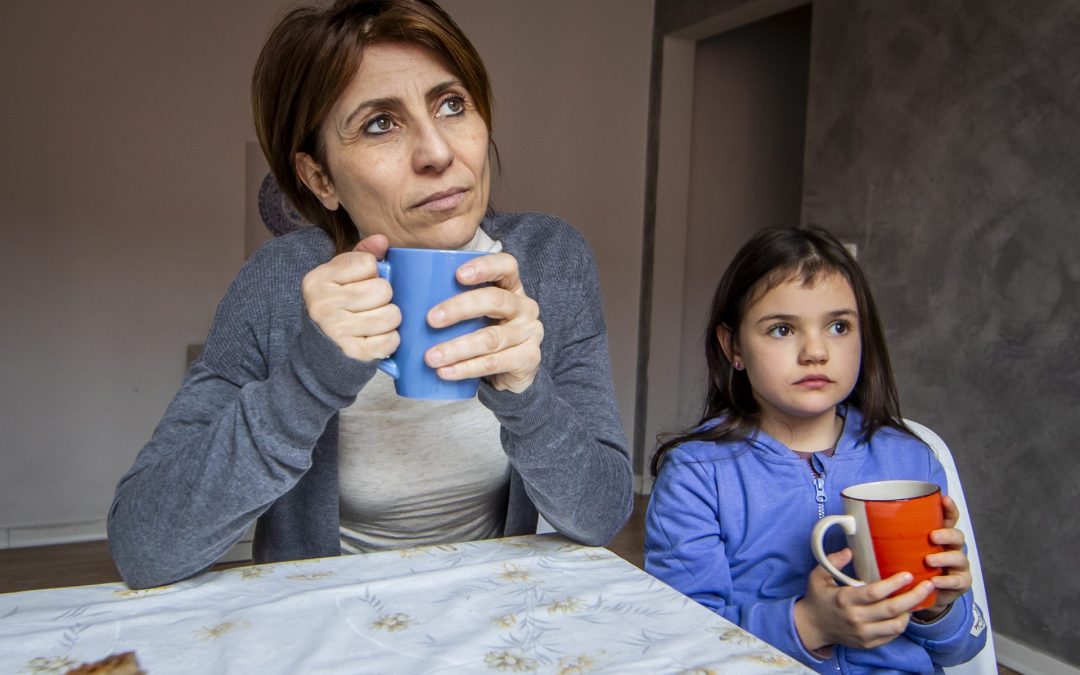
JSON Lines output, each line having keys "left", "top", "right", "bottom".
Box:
{"left": 414, "top": 188, "right": 467, "bottom": 211}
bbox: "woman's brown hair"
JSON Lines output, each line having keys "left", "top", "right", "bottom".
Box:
{"left": 650, "top": 226, "right": 913, "bottom": 476}
{"left": 252, "top": 0, "right": 494, "bottom": 253}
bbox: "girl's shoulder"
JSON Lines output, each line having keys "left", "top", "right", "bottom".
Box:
{"left": 661, "top": 432, "right": 752, "bottom": 468}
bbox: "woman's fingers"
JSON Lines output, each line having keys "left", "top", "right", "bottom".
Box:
{"left": 453, "top": 251, "right": 523, "bottom": 291}
{"left": 302, "top": 247, "right": 401, "bottom": 362}
{"left": 428, "top": 285, "right": 536, "bottom": 326}
{"left": 422, "top": 252, "right": 543, "bottom": 393}
{"left": 431, "top": 339, "right": 542, "bottom": 388}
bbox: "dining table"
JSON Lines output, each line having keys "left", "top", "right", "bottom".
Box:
{"left": 0, "top": 534, "right": 811, "bottom": 674}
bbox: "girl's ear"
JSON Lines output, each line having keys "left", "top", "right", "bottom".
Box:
{"left": 717, "top": 325, "right": 741, "bottom": 367}
{"left": 295, "top": 152, "right": 340, "bottom": 210}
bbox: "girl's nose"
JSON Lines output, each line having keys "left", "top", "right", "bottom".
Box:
{"left": 799, "top": 333, "right": 829, "bottom": 364}
{"left": 412, "top": 120, "right": 454, "bottom": 173}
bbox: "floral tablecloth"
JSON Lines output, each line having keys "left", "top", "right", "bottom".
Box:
{"left": 0, "top": 534, "right": 810, "bottom": 674}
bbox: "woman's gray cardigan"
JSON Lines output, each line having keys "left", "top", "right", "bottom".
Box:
{"left": 108, "top": 212, "right": 634, "bottom": 589}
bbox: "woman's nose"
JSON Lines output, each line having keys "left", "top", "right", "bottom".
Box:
{"left": 412, "top": 120, "right": 454, "bottom": 173}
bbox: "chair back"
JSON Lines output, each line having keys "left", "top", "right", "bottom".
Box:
{"left": 905, "top": 420, "right": 997, "bottom": 675}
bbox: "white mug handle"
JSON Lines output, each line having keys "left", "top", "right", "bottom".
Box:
{"left": 810, "top": 515, "right": 865, "bottom": 587}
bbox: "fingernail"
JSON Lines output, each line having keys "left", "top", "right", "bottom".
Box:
{"left": 429, "top": 349, "right": 443, "bottom": 366}
{"left": 460, "top": 266, "right": 476, "bottom": 280}
{"left": 432, "top": 309, "right": 446, "bottom": 325}
{"left": 901, "top": 573, "right": 914, "bottom": 583}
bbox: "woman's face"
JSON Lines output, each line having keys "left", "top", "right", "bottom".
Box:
{"left": 298, "top": 42, "right": 491, "bottom": 249}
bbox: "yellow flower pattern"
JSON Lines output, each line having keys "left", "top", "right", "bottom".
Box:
{"left": 497, "top": 563, "right": 536, "bottom": 584}
{"left": 491, "top": 612, "right": 518, "bottom": 629}
{"left": 19, "top": 656, "right": 75, "bottom": 674}
{"left": 370, "top": 613, "right": 412, "bottom": 632}
{"left": 557, "top": 652, "right": 604, "bottom": 674}
{"left": 196, "top": 620, "right": 250, "bottom": 641}
{"left": 235, "top": 566, "right": 270, "bottom": 580}
{"left": 545, "top": 597, "right": 584, "bottom": 615}
{"left": 484, "top": 649, "right": 538, "bottom": 672}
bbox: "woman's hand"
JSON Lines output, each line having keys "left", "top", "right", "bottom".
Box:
{"left": 424, "top": 251, "right": 543, "bottom": 393}
{"left": 794, "top": 549, "right": 937, "bottom": 654}
{"left": 301, "top": 235, "right": 400, "bottom": 362}
{"left": 913, "top": 495, "right": 973, "bottom": 622}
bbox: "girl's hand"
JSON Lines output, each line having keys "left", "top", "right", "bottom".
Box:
{"left": 301, "top": 235, "right": 401, "bottom": 362}
{"left": 914, "top": 495, "right": 973, "bottom": 622}
{"left": 794, "top": 549, "right": 937, "bottom": 653}
{"left": 423, "top": 252, "right": 543, "bottom": 393}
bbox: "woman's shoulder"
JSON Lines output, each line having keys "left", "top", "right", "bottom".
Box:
{"left": 484, "top": 210, "right": 591, "bottom": 259}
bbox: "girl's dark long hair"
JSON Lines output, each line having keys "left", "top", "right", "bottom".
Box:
{"left": 651, "top": 225, "right": 911, "bottom": 476}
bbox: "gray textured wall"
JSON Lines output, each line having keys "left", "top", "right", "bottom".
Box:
{"left": 801, "top": 0, "right": 1080, "bottom": 663}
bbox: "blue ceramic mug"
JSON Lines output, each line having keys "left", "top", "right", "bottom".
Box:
{"left": 375, "top": 247, "right": 491, "bottom": 400}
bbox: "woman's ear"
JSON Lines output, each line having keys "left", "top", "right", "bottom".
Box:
{"left": 295, "top": 152, "right": 339, "bottom": 210}
{"left": 717, "top": 325, "right": 742, "bottom": 370}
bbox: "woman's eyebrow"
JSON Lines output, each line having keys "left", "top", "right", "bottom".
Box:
{"left": 341, "top": 80, "right": 464, "bottom": 130}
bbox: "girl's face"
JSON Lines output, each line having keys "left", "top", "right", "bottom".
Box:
{"left": 724, "top": 272, "right": 862, "bottom": 436}
{"left": 296, "top": 42, "right": 491, "bottom": 249}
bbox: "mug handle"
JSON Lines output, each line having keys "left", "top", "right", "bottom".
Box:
{"left": 810, "top": 515, "right": 865, "bottom": 587}
{"left": 374, "top": 261, "right": 398, "bottom": 380}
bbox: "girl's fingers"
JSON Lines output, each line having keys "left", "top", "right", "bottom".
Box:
{"left": 929, "top": 526, "right": 965, "bottom": 549}
{"left": 941, "top": 495, "right": 960, "bottom": 529}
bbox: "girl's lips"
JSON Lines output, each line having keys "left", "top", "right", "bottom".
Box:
{"left": 795, "top": 375, "right": 833, "bottom": 389}
{"left": 414, "top": 188, "right": 467, "bottom": 210}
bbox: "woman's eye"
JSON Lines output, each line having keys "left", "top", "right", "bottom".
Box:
{"left": 767, "top": 324, "right": 793, "bottom": 338}
{"left": 437, "top": 95, "right": 466, "bottom": 117}
{"left": 364, "top": 114, "right": 395, "bottom": 135}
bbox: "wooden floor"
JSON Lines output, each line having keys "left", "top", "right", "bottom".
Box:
{"left": 0, "top": 495, "right": 1017, "bottom": 674}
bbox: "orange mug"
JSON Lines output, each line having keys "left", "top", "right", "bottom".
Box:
{"left": 810, "top": 480, "right": 945, "bottom": 611}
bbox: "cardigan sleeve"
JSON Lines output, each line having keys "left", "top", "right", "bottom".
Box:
{"left": 107, "top": 237, "right": 376, "bottom": 589}
{"left": 479, "top": 218, "right": 633, "bottom": 546}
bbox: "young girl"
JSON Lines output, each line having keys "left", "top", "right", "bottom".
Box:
{"left": 644, "top": 227, "right": 987, "bottom": 673}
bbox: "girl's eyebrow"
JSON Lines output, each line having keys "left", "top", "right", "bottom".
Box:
{"left": 341, "top": 79, "right": 463, "bottom": 129}
{"left": 755, "top": 308, "right": 857, "bottom": 325}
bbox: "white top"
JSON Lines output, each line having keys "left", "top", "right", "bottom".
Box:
{"left": 338, "top": 229, "right": 508, "bottom": 553}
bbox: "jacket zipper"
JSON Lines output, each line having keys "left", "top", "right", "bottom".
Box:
{"left": 809, "top": 455, "right": 842, "bottom": 672}
{"left": 809, "top": 455, "right": 827, "bottom": 519}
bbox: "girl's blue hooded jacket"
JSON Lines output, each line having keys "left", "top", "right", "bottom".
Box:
{"left": 645, "top": 407, "right": 987, "bottom": 674}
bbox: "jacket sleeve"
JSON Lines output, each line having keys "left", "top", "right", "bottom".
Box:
{"left": 478, "top": 233, "right": 633, "bottom": 546}
{"left": 644, "top": 449, "right": 828, "bottom": 667}
{"left": 107, "top": 243, "right": 375, "bottom": 589}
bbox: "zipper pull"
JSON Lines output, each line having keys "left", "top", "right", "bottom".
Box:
{"left": 814, "top": 476, "right": 827, "bottom": 519}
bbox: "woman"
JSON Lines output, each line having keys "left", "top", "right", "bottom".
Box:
{"left": 108, "top": 0, "right": 633, "bottom": 589}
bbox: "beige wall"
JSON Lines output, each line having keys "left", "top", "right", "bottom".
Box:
{"left": 0, "top": 0, "right": 653, "bottom": 545}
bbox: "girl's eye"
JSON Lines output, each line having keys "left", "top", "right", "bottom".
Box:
{"left": 828, "top": 320, "right": 852, "bottom": 336}
{"left": 364, "top": 114, "right": 395, "bottom": 135}
{"left": 767, "top": 324, "right": 793, "bottom": 338}
{"left": 437, "top": 95, "right": 466, "bottom": 117}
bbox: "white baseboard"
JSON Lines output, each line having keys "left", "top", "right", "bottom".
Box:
{"left": 2, "top": 520, "right": 108, "bottom": 548}
{"left": 996, "top": 632, "right": 1080, "bottom": 675}
{"left": 1, "top": 521, "right": 255, "bottom": 567}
